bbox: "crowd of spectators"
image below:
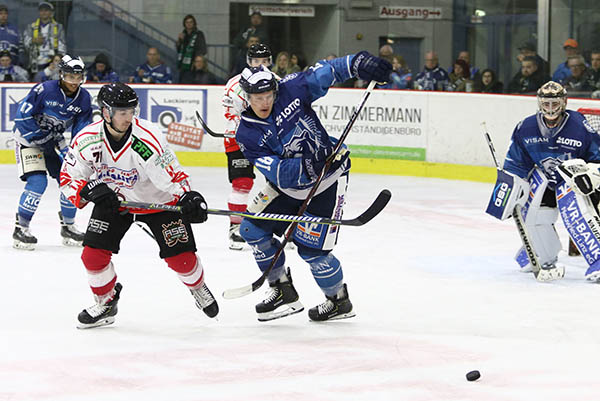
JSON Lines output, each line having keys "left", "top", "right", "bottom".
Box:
{"left": 2, "top": 2, "right": 600, "bottom": 98}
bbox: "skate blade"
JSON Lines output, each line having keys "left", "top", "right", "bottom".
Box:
{"left": 229, "top": 241, "right": 245, "bottom": 251}
{"left": 536, "top": 266, "right": 565, "bottom": 282}
{"left": 62, "top": 237, "right": 83, "bottom": 247}
{"left": 13, "top": 240, "right": 35, "bottom": 251}
{"left": 77, "top": 316, "right": 116, "bottom": 329}
{"left": 257, "top": 301, "right": 304, "bottom": 322}
{"left": 310, "top": 311, "right": 357, "bottom": 322}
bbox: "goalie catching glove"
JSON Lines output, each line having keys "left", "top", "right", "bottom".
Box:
{"left": 177, "top": 191, "right": 208, "bottom": 223}
{"left": 79, "top": 179, "right": 121, "bottom": 214}
{"left": 557, "top": 159, "right": 600, "bottom": 196}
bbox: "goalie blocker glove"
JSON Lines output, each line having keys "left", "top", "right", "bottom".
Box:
{"left": 351, "top": 51, "right": 392, "bottom": 83}
{"left": 557, "top": 159, "right": 600, "bottom": 196}
{"left": 177, "top": 191, "right": 208, "bottom": 223}
{"left": 79, "top": 179, "right": 120, "bottom": 214}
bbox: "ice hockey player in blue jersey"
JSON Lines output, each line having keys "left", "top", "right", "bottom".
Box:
{"left": 235, "top": 51, "right": 391, "bottom": 321}
{"left": 12, "top": 54, "right": 92, "bottom": 250}
{"left": 488, "top": 81, "right": 600, "bottom": 281}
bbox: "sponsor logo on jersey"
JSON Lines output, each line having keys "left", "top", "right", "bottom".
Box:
{"left": 275, "top": 98, "right": 301, "bottom": 126}
{"left": 132, "top": 137, "right": 154, "bottom": 161}
{"left": 66, "top": 105, "right": 82, "bottom": 113}
{"left": 556, "top": 137, "right": 583, "bottom": 148}
{"left": 524, "top": 137, "right": 549, "bottom": 144}
{"left": 97, "top": 164, "right": 139, "bottom": 188}
{"left": 154, "top": 149, "right": 175, "bottom": 168}
{"left": 44, "top": 100, "right": 60, "bottom": 107}
{"left": 162, "top": 219, "right": 189, "bottom": 247}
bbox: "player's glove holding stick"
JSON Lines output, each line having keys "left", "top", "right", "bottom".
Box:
{"left": 558, "top": 159, "right": 600, "bottom": 196}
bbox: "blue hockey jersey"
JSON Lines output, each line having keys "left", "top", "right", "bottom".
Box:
{"left": 236, "top": 56, "right": 353, "bottom": 199}
{"left": 13, "top": 80, "right": 93, "bottom": 147}
{"left": 504, "top": 110, "right": 600, "bottom": 187}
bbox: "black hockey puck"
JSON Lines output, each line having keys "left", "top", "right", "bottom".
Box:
{"left": 466, "top": 370, "right": 481, "bottom": 381}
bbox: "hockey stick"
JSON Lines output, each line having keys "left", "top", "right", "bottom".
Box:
{"left": 195, "top": 111, "right": 234, "bottom": 138}
{"left": 222, "top": 80, "right": 379, "bottom": 299}
{"left": 120, "top": 189, "right": 391, "bottom": 227}
{"left": 482, "top": 123, "right": 543, "bottom": 278}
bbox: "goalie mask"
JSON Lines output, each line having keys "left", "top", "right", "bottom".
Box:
{"left": 59, "top": 54, "right": 86, "bottom": 85}
{"left": 537, "top": 81, "right": 567, "bottom": 121}
{"left": 246, "top": 43, "right": 272, "bottom": 68}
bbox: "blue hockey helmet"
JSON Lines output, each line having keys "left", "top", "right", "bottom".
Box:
{"left": 239, "top": 65, "right": 278, "bottom": 96}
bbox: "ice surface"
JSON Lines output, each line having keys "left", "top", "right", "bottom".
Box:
{"left": 1, "top": 165, "right": 599, "bottom": 401}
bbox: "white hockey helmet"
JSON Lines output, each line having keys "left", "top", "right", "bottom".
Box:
{"left": 537, "top": 81, "right": 567, "bottom": 120}
{"left": 59, "top": 54, "right": 86, "bottom": 85}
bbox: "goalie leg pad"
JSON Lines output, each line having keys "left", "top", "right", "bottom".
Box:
{"left": 557, "top": 182, "right": 600, "bottom": 280}
{"left": 525, "top": 206, "right": 561, "bottom": 266}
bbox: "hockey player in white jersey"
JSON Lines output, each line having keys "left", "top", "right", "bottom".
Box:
{"left": 222, "top": 43, "right": 273, "bottom": 250}
{"left": 60, "top": 82, "right": 218, "bottom": 328}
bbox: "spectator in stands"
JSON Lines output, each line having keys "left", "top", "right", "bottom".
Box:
{"left": 379, "top": 44, "right": 394, "bottom": 62}
{"left": 232, "top": 11, "right": 268, "bottom": 56}
{"left": 179, "top": 55, "right": 223, "bottom": 85}
{"left": 380, "top": 54, "right": 411, "bottom": 90}
{"left": 272, "top": 51, "right": 293, "bottom": 78}
{"left": 23, "top": 2, "right": 66, "bottom": 75}
{"left": 0, "top": 4, "right": 19, "bottom": 65}
{"left": 552, "top": 38, "right": 581, "bottom": 84}
{"left": 0, "top": 50, "right": 28, "bottom": 81}
{"left": 129, "top": 47, "right": 172, "bottom": 84}
{"left": 562, "top": 55, "right": 595, "bottom": 93}
{"left": 87, "top": 52, "right": 119, "bottom": 83}
{"left": 588, "top": 50, "right": 600, "bottom": 90}
{"left": 474, "top": 68, "right": 503, "bottom": 93}
{"left": 414, "top": 51, "right": 449, "bottom": 91}
{"left": 447, "top": 58, "right": 473, "bottom": 92}
{"left": 507, "top": 56, "right": 549, "bottom": 94}
{"left": 230, "top": 34, "right": 259, "bottom": 77}
{"left": 33, "top": 52, "right": 60, "bottom": 81}
{"left": 176, "top": 14, "right": 207, "bottom": 78}
{"left": 516, "top": 41, "right": 549, "bottom": 76}
{"left": 448, "top": 51, "right": 480, "bottom": 81}
{"left": 289, "top": 52, "right": 303, "bottom": 73}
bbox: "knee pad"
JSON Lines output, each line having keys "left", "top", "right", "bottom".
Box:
{"left": 165, "top": 251, "right": 197, "bottom": 274}
{"left": 298, "top": 244, "right": 343, "bottom": 295}
{"left": 81, "top": 246, "right": 112, "bottom": 271}
{"left": 81, "top": 246, "right": 115, "bottom": 296}
{"left": 240, "top": 218, "right": 271, "bottom": 243}
{"left": 232, "top": 177, "right": 253, "bottom": 193}
{"left": 25, "top": 173, "right": 48, "bottom": 194}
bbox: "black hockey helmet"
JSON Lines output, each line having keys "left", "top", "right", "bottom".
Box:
{"left": 59, "top": 54, "right": 85, "bottom": 84}
{"left": 246, "top": 43, "right": 272, "bottom": 67}
{"left": 97, "top": 82, "right": 139, "bottom": 116}
{"left": 239, "top": 65, "right": 278, "bottom": 96}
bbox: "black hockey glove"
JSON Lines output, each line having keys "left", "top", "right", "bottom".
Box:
{"left": 177, "top": 191, "right": 208, "bottom": 223}
{"left": 351, "top": 51, "right": 392, "bottom": 83}
{"left": 79, "top": 179, "right": 121, "bottom": 215}
{"left": 302, "top": 146, "right": 350, "bottom": 181}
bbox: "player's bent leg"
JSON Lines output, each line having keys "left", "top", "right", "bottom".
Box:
{"left": 557, "top": 182, "right": 600, "bottom": 282}
{"left": 13, "top": 173, "right": 47, "bottom": 250}
{"left": 241, "top": 219, "right": 303, "bottom": 321}
{"left": 228, "top": 176, "right": 253, "bottom": 250}
{"left": 59, "top": 193, "right": 84, "bottom": 246}
{"left": 297, "top": 245, "right": 355, "bottom": 321}
{"left": 165, "top": 252, "right": 218, "bottom": 318}
{"left": 78, "top": 246, "right": 121, "bottom": 329}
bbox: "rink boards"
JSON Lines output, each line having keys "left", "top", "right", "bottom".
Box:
{"left": 1, "top": 82, "right": 599, "bottom": 182}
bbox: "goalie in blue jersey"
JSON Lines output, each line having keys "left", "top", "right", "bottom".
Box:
{"left": 235, "top": 52, "right": 391, "bottom": 321}
{"left": 487, "top": 81, "right": 600, "bottom": 281}
{"left": 12, "top": 54, "right": 93, "bottom": 250}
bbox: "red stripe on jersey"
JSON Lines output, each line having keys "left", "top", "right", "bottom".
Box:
{"left": 102, "top": 137, "right": 132, "bottom": 162}
{"left": 134, "top": 119, "right": 164, "bottom": 153}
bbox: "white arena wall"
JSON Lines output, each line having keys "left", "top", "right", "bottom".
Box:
{"left": 1, "top": 83, "right": 599, "bottom": 183}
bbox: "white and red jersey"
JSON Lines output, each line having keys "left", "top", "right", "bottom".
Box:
{"left": 60, "top": 118, "right": 192, "bottom": 213}
{"left": 222, "top": 73, "right": 247, "bottom": 153}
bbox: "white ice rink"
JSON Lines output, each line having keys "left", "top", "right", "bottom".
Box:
{"left": 2, "top": 164, "right": 600, "bottom": 401}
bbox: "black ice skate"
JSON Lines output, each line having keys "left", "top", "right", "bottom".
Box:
{"left": 190, "top": 282, "right": 219, "bottom": 318}
{"left": 229, "top": 223, "right": 245, "bottom": 250}
{"left": 308, "top": 284, "right": 356, "bottom": 322}
{"left": 256, "top": 268, "right": 304, "bottom": 322}
{"left": 12, "top": 213, "right": 37, "bottom": 250}
{"left": 77, "top": 283, "right": 122, "bottom": 329}
{"left": 59, "top": 211, "right": 84, "bottom": 246}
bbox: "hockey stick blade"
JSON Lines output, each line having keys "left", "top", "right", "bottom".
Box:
{"left": 221, "top": 188, "right": 391, "bottom": 300}
{"left": 195, "top": 111, "right": 233, "bottom": 138}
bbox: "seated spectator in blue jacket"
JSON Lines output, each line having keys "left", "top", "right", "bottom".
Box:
{"left": 562, "top": 54, "right": 595, "bottom": 93}
{"left": 129, "top": 47, "right": 172, "bottom": 84}
{"left": 414, "top": 51, "right": 449, "bottom": 90}
{"left": 0, "top": 4, "right": 19, "bottom": 65}
{"left": 0, "top": 50, "right": 28, "bottom": 81}
{"left": 33, "top": 52, "right": 60, "bottom": 82}
{"left": 87, "top": 53, "right": 119, "bottom": 83}
{"left": 179, "top": 55, "right": 224, "bottom": 84}
{"left": 552, "top": 38, "right": 581, "bottom": 84}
